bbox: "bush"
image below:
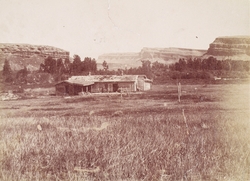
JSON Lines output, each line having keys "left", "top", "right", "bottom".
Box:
{"left": 4, "top": 75, "right": 14, "bottom": 83}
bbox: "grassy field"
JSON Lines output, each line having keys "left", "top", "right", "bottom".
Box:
{"left": 0, "top": 83, "right": 249, "bottom": 180}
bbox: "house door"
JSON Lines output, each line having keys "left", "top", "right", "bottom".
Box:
{"left": 65, "top": 85, "right": 69, "bottom": 94}
{"left": 113, "top": 83, "right": 118, "bottom": 92}
{"left": 88, "top": 85, "right": 91, "bottom": 92}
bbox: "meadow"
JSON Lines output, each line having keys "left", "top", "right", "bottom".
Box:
{"left": 0, "top": 83, "right": 249, "bottom": 180}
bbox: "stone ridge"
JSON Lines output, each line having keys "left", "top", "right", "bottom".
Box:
{"left": 140, "top": 47, "right": 206, "bottom": 60}
{"left": 0, "top": 43, "right": 69, "bottom": 59}
{"left": 98, "top": 47, "right": 206, "bottom": 67}
{"left": 0, "top": 43, "right": 70, "bottom": 71}
{"left": 206, "top": 36, "right": 250, "bottom": 59}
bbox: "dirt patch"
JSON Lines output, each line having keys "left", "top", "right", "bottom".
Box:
{"left": 63, "top": 96, "right": 96, "bottom": 103}
{"left": 31, "top": 107, "right": 73, "bottom": 111}
{"left": 74, "top": 166, "right": 100, "bottom": 173}
{"left": 57, "top": 122, "right": 110, "bottom": 132}
{"left": 0, "top": 92, "right": 20, "bottom": 101}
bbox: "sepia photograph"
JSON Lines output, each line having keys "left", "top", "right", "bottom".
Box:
{"left": 0, "top": 0, "right": 249, "bottom": 180}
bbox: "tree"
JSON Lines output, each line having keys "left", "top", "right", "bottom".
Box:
{"left": 56, "top": 58, "right": 65, "bottom": 75}
{"left": 207, "top": 56, "right": 218, "bottom": 70}
{"left": 81, "top": 57, "right": 89, "bottom": 72}
{"left": 50, "top": 58, "right": 57, "bottom": 74}
{"left": 64, "top": 58, "right": 72, "bottom": 74}
{"left": 91, "top": 58, "right": 97, "bottom": 72}
{"left": 72, "top": 55, "right": 82, "bottom": 75}
{"left": 221, "top": 60, "right": 231, "bottom": 71}
{"left": 2, "top": 59, "right": 14, "bottom": 83}
{"left": 39, "top": 63, "right": 45, "bottom": 72}
{"left": 187, "top": 58, "right": 193, "bottom": 70}
{"left": 2, "top": 59, "right": 12, "bottom": 76}
{"left": 152, "top": 61, "right": 166, "bottom": 76}
{"left": 102, "top": 60, "right": 109, "bottom": 71}
{"left": 75, "top": 57, "right": 97, "bottom": 74}
{"left": 174, "top": 59, "right": 187, "bottom": 72}
{"left": 201, "top": 58, "right": 208, "bottom": 70}
{"left": 54, "top": 58, "right": 66, "bottom": 81}
{"left": 152, "top": 61, "right": 165, "bottom": 70}
{"left": 169, "top": 64, "right": 176, "bottom": 71}
{"left": 141, "top": 60, "right": 152, "bottom": 78}
{"left": 16, "top": 66, "right": 28, "bottom": 84}
{"left": 193, "top": 58, "right": 201, "bottom": 70}
{"left": 178, "top": 58, "right": 187, "bottom": 71}
{"left": 41, "top": 56, "right": 57, "bottom": 74}
{"left": 216, "top": 60, "right": 223, "bottom": 70}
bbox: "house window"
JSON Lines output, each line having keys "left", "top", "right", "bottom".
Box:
{"left": 113, "top": 83, "right": 118, "bottom": 92}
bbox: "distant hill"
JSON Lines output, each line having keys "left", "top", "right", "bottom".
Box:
{"left": 1, "top": 36, "right": 249, "bottom": 72}
{"left": 0, "top": 43, "right": 70, "bottom": 71}
{"left": 98, "top": 36, "right": 250, "bottom": 70}
{"left": 98, "top": 47, "right": 206, "bottom": 69}
{"left": 203, "top": 36, "right": 250, "bottom": 60}
{"left": 139, "top": 47, "right": 206, "bottom": 63}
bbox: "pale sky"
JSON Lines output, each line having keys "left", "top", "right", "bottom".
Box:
{"left": 0, "top": 0, "right": 249, "bottom": 60}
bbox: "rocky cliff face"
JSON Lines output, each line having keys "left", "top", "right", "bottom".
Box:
{"left": 97, "top": 52, "right": 141, "bottom": 69}
{"left": 140, "top": 47, "right": 206, "bottom": 61}
{"left": 0, "top": 43, "right": 70, "bottom": 71}
{"left": 98, "top": 47, "right": 206, "bottom": 69}
{"left": 205, "top": 36, "right": 250, "bottom": 60}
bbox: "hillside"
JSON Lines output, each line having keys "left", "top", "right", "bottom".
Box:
{"left": 0, "top": 43, "right": 70, "bottom": 71}
{"left": 2, "top": 36, "right": 250, "bottom": 72}
{"left": 98, "top": 36, "right": 250, "bottom": 69}
{"left": 203, "top": 36, "right": 250, "bottom": 60}
{"left": 98, "top": 47, "right": 206, "bottom": 69}
{"left": 140, "top": 47, "right": 206, "bottom": 62}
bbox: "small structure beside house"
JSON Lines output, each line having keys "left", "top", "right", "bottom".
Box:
{"left": 55, "top": 75, "right": 152, "bottom": 96}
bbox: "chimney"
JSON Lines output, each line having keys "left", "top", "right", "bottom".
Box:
{"left": 121, "top": 70, "right": 124, "bottom": 76}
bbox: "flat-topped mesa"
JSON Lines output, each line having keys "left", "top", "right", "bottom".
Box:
{"left": 97, "top": 52, "right": 142, "bottom": 69}
{"left": 206, "top": 36, "right": 250, "bottom": 59}
{"left": 98, "top": 52, "right": 140, "bottom": 63}
{"left": 97, "top": 47, "right": 206, "bottom": 69}
{"left": 0, "top": 43, "right": 70, "bottom": 59}
{"left": 0, "top": 43, "right": 70, "bottom": 71}
{"left": 140, "top": 47, "right": 206, "bottom": 60}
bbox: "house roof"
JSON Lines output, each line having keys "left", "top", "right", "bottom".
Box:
{"left": 69, "top": 75, "right": 139, "bottom": 83}
{"left": 56, "top": 80, "right": 94, "bottom": 86}
{"left": 56, "top": 75, "right": 152, "bottom": 86}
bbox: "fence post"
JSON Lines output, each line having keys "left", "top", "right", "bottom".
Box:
{"left": 120, "top": 87, "right": 123, "bottom": 102}
{"left": 178, "top": 82, "right": 181, "bottom": 103}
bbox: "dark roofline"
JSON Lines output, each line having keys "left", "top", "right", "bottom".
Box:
{"left": 145, "top": 79, "right": 153, "bottom": 83}
{"left": 95, "top": 80, "right": 135, "bottom": 83}
{"left": 55, "top": 80, "right": 94, "bottom": 86}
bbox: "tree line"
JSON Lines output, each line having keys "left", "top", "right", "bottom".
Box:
{"left": 2, "top": 55, "right": 250, "bottom": 84}
{"left": 39, "top": 55, "right": 97, "bottom": 76}
{"left": 2, "top": 59, "right": 29, "bottom": 84}
{"left": 39, "top": 56, "right": 159, "bottom": 79}
{"left": 170, "top": 57, "right": 250, "bottom": 72}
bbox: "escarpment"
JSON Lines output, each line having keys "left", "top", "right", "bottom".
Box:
{"left": 0, "top": 43, "right": 70, "bottom": 71}
{"left": 205, "top": 36, "right": 250, "bottom": 60}
{"left": 98, "top": 47, "right": 206, "bottom": 68}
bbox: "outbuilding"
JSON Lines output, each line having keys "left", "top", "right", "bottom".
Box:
{"left": 55, "top": 75, "right": 152, "bottom": 96}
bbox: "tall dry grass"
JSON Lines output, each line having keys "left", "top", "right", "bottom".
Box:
{"left": 0, "top": 83, "right": 249, "bottom": 180}
{"left": 0, "top": 107, "right": 249, "bottom": 180}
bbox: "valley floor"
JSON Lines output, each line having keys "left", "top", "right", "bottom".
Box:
{"left": 0, "top": 83, "right": 249, "bottom": 180}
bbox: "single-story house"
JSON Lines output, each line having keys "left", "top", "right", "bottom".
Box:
{"left": 55, "top": 75, "right": 152, "bottom": 96}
